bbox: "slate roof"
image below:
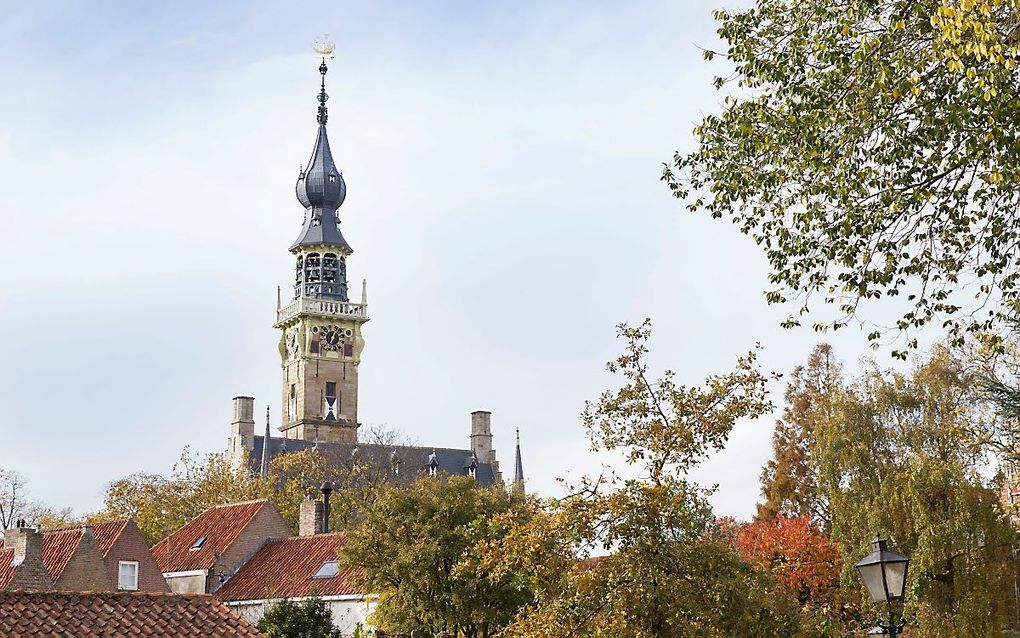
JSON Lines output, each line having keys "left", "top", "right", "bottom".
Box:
{"left": 0, "top": 590, "right": 262, "bottom": 636}
{"left": 249, "top": 436, "right": 497, "bottom": 486}
{"left": 151, "top": 500, "right": 269, "bottom": 573}
{"left": 216, "top": 533, "right": 363, "bottom": 601}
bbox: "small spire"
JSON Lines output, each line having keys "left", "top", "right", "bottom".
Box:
{"left": 361, "top": 278, "right": 367, "bottom": 305}
{"left": 512, "top": 428, "right": 524, "bottom": 496}
{"left": 260, "top": 405, "right": 271, "bottom": 477}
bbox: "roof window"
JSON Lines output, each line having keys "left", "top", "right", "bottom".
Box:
{"left": 312, "top": 560, "right": 339, "bottom": 579}
{"left": 190, "top": 536, "right": 207, "bottom": 551}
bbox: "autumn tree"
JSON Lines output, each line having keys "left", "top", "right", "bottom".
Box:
{"left": 726, "top": 516, "right": 848, "bottom": 635}
{"left": 665, "top": 0, "right": 1020, "bottom": 356}
{"left": 758, "top": 344, "right": 841, "bottom": 524}
{"left": 339, "top": 475, "right": 530, "bottom": 638}
{"left": 761, "top": 344, "right": 1017, "bottom": 635}
{"left": 101, "top": 448, "right": 266, "bottom": 544}
{"left": 476, "top": 321, "right": 799, "bottom": 637}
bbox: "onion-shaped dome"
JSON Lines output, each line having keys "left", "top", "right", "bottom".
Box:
{"left": 290, "top": 59, "right": 352, "bottom": 252}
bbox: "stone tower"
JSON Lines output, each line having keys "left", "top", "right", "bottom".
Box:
{"left": 273, "top": 56, "right": 368, "bottom": 444}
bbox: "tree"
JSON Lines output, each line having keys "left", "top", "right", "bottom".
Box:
{"left": 476, "top": 321, "right": 799, "bottom": 637}
{"left": 0, "top": 469, "right": 30, "bottom": 531}
{"left": 100, "top": 449, "right": 266, "bottom": 544}
{"left": 256, "top": 597, "right": 343, "bottom": 638}
{"left": 664, "top": 0, "right": 1020, "bottom": 356}
{"left": 762, "top": 344, "right": 1017, "bottom": 635}
{"left": 339, "top": 475, "right": 530, "bottom": 638}
{"left": 758, "top": 344, "right": 841, "bottom": 524}
{"left": 725, "top": 516, "right": 848, "bottom": 636}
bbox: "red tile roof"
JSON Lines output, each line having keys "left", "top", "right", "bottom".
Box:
{"left": 216, "top": 533, "right": 365, "bottom": 601}
{"left": 40, "top": 528, "right": 82, "bottom": 582}
{"left": 39, "top": 520, "right": 131, "bottom": 582}
{"left": 0, "top": 549, "right": 16, "bottom": 589}
{"left": 0, "top": 590, "right": 263, "bottom": 636}
{"left": 152, "top": 500, "right": 270, "bottom": 573}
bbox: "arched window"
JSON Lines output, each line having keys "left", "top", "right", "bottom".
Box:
{"left": 303, "top": 253, "right": 321, "bottom": 296}
{"left": 305, "top": 253, "right": 321, "bottom": 281}
{"left": 295, "top": 256, "right": 304, "bottom": 285}
{"left": 322, "top": 254, "right": 338, "bottom": 283}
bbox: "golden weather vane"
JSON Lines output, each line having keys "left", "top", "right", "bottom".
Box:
{"left": 312, "top": 35, "right": 336, "bottom": 58}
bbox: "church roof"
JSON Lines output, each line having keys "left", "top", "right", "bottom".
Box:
{"left": 249, "top": 437, "right": 498, "bottom": 486}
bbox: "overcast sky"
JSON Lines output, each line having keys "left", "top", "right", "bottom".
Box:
{"left": 0, "top": 0, "right": 903, "bottom": 520}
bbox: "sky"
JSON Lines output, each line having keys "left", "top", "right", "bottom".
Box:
{"left": 0, "top": 0, "right": 902, "bottom": 520}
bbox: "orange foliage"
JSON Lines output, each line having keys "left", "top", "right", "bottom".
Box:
{"left": 729, "top": 516, "right": 841, "bottom": 606}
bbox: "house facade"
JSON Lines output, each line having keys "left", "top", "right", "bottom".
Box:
{"left": 45, "top": 519, "right": 168, "bottom": 593}
{"left": 151, "top": 499, "right": 293, "bottom": 595}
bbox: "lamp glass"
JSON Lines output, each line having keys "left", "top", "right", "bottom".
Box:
{"left": 857, "top": 561, "right": 889, "bottom": 603}
{"left": 883, "top": 559, "right": 908, "bottom": 600}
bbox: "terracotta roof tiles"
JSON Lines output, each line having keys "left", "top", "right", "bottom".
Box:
{"left": 216, "top": 533, "right": 364, "bottom": 601}
{"left": 0, "top": 590, "right": 263, "bottom": 636}
{"left": 151, "top": 500, "right": 270, "bottom": 573}
{"left": 0, "top": 549, "right": 16, "bottom": 589}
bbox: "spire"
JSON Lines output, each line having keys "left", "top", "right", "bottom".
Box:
{"left": 292, "top": 52, "right": 351, "bottom": 253}
{"left": 512, "top": 428, "right": 524, "bottom": 495}
{"left": 260, "top": 405, "right": 271, "bottom": 477}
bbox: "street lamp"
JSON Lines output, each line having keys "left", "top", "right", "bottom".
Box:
{"left": 855, "top": 535, "right": 911, "bottom": 637}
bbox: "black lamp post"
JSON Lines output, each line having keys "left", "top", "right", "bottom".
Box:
{"left": 854, "top": 535, "right": 911, "bottom": 637}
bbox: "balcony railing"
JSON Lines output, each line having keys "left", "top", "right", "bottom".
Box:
{"left": 276, "top": 296, "right": 369, "bottom": 324}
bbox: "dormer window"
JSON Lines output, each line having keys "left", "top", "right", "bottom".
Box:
{"left": 190, "top": 537, "right": 206, "bottom": 551}
{"left": 468, "top": 466, "right": 477, "bottom": 479}
{"left": 312, "top": 561, "right": 339, "bottom": 579}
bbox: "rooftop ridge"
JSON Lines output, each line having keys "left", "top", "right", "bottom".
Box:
{"left": 43, "top": 519, "right": 127, "bottom": 535}
{"left": 212, "top": 498, "right": 269, "bottom": 509}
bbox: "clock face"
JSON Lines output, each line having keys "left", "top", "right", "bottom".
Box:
{"left": 319, "top": 325, "right": 344, "bottom": 351}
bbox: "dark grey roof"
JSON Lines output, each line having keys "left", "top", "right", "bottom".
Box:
{"left": 249, "top": 436, "right": 498, "bottom": 486}
{"left": 291, "top": 59, "right": 351, "bottom": 252}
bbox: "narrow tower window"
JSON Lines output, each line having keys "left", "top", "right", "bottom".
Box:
{"left": 289, "top": 384, "right": 297, "bottom": 421}
{"left": 324, "top": 382, "right": 337, "bottom": 421}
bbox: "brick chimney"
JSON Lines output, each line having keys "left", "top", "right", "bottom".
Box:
{"left": 299, "top": 498, "right": 324, "bottom": 536}
{"left": 2, "top": 522, "right": 52, "bottom": 591}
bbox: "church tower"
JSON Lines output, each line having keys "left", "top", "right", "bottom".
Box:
{"left": 273, "top": 54, "right": 368, "bottom": 444}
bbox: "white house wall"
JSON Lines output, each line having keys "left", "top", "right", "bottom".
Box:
{"left": 227, "top": 597, "right": 375, "bottom": 635}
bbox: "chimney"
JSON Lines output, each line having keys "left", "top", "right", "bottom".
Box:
{"left": 230, "top": 396, "right": 256, "bottom": 455}
{"left": 470, "top": 411, "right": 494, "bottom": 463}
{"left": 2, "top": 521, "right": 52, "bottom": 591}
{"left": 299, "top": 498, "right": 324, "bottom": 536}
{"left": 321, "top": 482, "right": 333, "bottom": 534}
